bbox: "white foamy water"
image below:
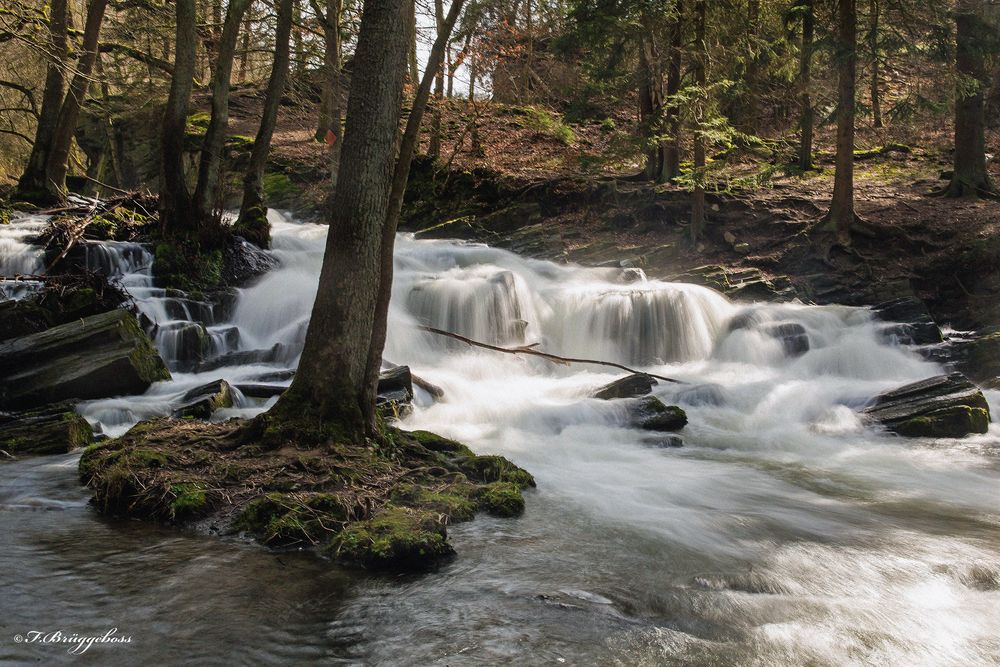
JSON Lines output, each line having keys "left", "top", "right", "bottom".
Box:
{"left": 2, "top": 209, "right": 999, "bottom": 664}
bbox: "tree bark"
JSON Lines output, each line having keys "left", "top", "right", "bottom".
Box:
{"left": 797, "top": 0, "right": 815, "bottom": 171}
{"left": 408, "top": 0, "right": 420, "bottom": 83}
{"left": 236, "top": 0, "right": 294, "bottom": 249}
{"left": 16, "top": 0, "right": 68, "bottom": 203}
{"left": 44, "top": 0, "right": 111, "bottom": 199}
{"left": 745, "top": 0, "right": 760, "bottom": 132}
{"left": 192, "top": 0, "right": 253, "bottom": 227}
{"left": 638, "top": 40, "right": 660, "bottom": 181}
{"left": 947, "top": 0, "right": 995, "bottom": 197}
{"left": 365, "top": 0, "right": 467, "bottom": 435}
{"left": 868, "top": 0, "right": 882, "bottom": 128}
{"left": 273, "top": 0, "right": 410, "bottom": 440}
{"left": 314, "top": 0, "right": 344, "bottom": 145}
{"left": 823, "top": 0, "right": 857, "bottom": 243}
{"left": 428, "top": 0, "right": 446, "bottom": 159}
{"left": 160, "top": 0, "right": 199, "bottom": 235}
{"left": 662, "top": 0, "right": 683, "bottom": 183}
{"left": 690, "top": 0, "right": 707, "bottom": 244}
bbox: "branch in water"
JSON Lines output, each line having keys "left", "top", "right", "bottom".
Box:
{"left": 416, "top": 325, "right": 684, "bottom": 384}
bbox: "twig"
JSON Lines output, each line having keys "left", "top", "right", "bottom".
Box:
{"left": 416, "top": 325, "right": 684, "bottom": 384}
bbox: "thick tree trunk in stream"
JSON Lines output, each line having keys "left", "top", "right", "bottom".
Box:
{"left": 269, "top": 0, "right": 410, "bottom": 441}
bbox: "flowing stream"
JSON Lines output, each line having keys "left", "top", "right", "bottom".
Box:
{"left": 2, "top": 211, "right": 999, "bottom": 665}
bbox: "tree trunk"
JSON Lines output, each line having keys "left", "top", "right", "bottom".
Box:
{"left": 293, "top": 0, "right": 305, "bottom": 78}
{"left": 690, "top": 0, "right": 707, "bottom": 244}
{"left": 193, "top": 0, "right": 253, "bottom": 227}
{"left": 44, "top": 0, "right": 111, "bottom": 199}
{"left": 408, "top": 0, "right": 420, "bottom": 83}
{"left": 272, "top": 0, "right": 410, "bottom": 441}
{"left": 315, "top": 0, "right": 344, "bottom": 142}
{"left": 662, "top": 0, "right": 683, "bottom": 183}
{"left": 160, "top": 0, "right": 199, "bottom": 235}
{"left": 797, "top": 0, "right": 815, "bottom": 171}
{"left": 16, "top": 0, "right": 68, "bottom": 203}
{"left": 824, "top": 0, "right": 858, "bottom": 243}
{"left": 365, "top": 0, "right": 467, "bottom": 435}
{"left": 638, "top": 42, "right": 660, "bottom": 181}
{"left": 745, "top": 0, "right": 760, "bottom": 132}
{"left": 235, "top": 0, "right": 294, "bottom": 249}
{"left": 868, "top": 0, "right": 882, "bottom": 128}
{"left": 947, "top": 0, "right": 995, "bottom": 197}
{"left": 238, "top": 10, "right": 252, "bottom": 82}
{"left": 428, "top": 0, "right": 446, "bottom": 159}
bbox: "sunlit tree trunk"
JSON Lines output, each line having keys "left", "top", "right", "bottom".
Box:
{"left": 428, "top": 0, "right": 446, "bottom": 159}
{"left": 272, "top": 0, "right": 410, "bottom": 441}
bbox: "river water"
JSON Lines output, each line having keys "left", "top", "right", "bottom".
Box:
{"left": 1, "top": 211, "right": 999, "bottom": 665}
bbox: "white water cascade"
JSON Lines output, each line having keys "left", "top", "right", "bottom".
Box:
{"left": 2, "top": 209, "right": 999, "bottom": 665}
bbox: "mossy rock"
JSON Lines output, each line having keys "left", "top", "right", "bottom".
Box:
{"left": 391, "top": 482, "right": 479, "bottom": 521}
{"left": 169, "top": 482, "right": 209, "bottom": 520}
{"left": 236, "top": 491, "right": 349, "bottom": 545}
{"left": 894, "top": 405, "right": 990, "bottom": 438}
{"left": 0, "top": 405, "right": 93, "bottom": 456}
{"left": 153, "top": 241, "right": 224, "bottom": 291}
{"left": 458, "top": 454, "right": 536, "bottom": 488}
{"left": 477, "top": 481, "right": 525, "bottom": 517}
{"left": 262, "top": 173, "right": 302, "bottom": 208}
{"left": 330, "top": 506, "right": 455, "bottom": 569}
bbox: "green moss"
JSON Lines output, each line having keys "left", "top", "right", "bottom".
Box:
{"left": 153, "top": 241, "right": 224, "bottom": 291}
{"left": 186, "top": 111, "right": 212, "bottom": 135}
{"left": 261, "top": 173, "right": 302, "bottom": 207}
{"left": 894, "top": 405, "right": 990, "bottom": 438}
{"left": 120, "top": 312, "right": 171, "bottom": 383}
{"left": 458, "top": 454, "right": 536, "bottom": 488}
{"left": 392, "top": 483, "right": 478, "bottom": 521}
{"left": 235, "top": 492, "right": 348, "bottom": 545}
{"left": 330, "top": 506, "right": 454, "bottom": 569}
{"left": 226, "top": 134, "right": 255, "bottom": 152}
{"left": 407, "top": 430, "right": 475, "bottom": 458}
{"left": 477, "top": 481, "right": 525, "bottom": 517}
{"left": 169, "top": 482, "right": 208, "bottom": 520}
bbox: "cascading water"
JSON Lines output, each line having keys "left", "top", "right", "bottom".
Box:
{"left": 2, "top": 209, "right": 999, "bottom": 664}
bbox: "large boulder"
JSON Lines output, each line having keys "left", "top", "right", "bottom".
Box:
{"left": 624, "top": 396, "right": 688, "bottom": 432}
{"left": 862, "top": 373, "right": 991, "bottom": 438}
{"left": 592, "top": 373, "right": 657, "bottom": 400}
{"left": 172, "top": 380, "right": 234, "bottom": 419}
{"left": 223, "top": 235, "right": 277, "bottom": 286}
{"left": 0, "top": 404, "right": 93, "bottom": 456}
{"left": 0, "top": 309, "right": 171, "bottom": 411}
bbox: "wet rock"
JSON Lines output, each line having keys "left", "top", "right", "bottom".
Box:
{"left": 197, "top": 344, "right": 287, "bottom": 372}
{"left": 172, "top": 380, "right": 234, "bottom": 419}
{"left": 872, "top": 297, "right": 943, "bottom": 346}
{"left": 670, "top": 264, "right": 795, "bottom": 301}
{"left": 624, "top": 396, "right": 688, "bottom": 432}
{"left": 764, "top": 322, "right": 810, "bottom": 357}
{"left": 233, "top": 383, "right": 287, "bottom": 399}
{"left": 592, "top": 373, "right": 657, "bottom": 400}
{"left": 862, "top": 373, "right": 990, "bottom": 438}
{"left": 377, "top": 366, "right": 415, "bottom": 420}
{"left": 644, "top": 434, "right": 683, "bottom": 448}
{"left": 329, "top": 506, "right": 455, "bottom": 569}
{"left": 950, "top": 328, "right": 1000, "bottom": 386}
{"left": 675, "top": 383, "right": 726, "bottom": 406}
{"left": 0, "top": 404, "right": 93, "bottom": 456}
{"left": 0, "top": 277, "right": 129, "bottom": 341}
{"left": 0, "top": 309, "right": 170, "bottom": 411}
{"left": 222, "top": 235, "right": 277, "bottom": 286}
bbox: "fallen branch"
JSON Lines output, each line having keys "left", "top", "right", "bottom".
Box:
{"left": 416, "top": 325, "right": 684, "bottom": 384}
{"left": 45, "top": 199, "right": 100, "bottom": 272}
